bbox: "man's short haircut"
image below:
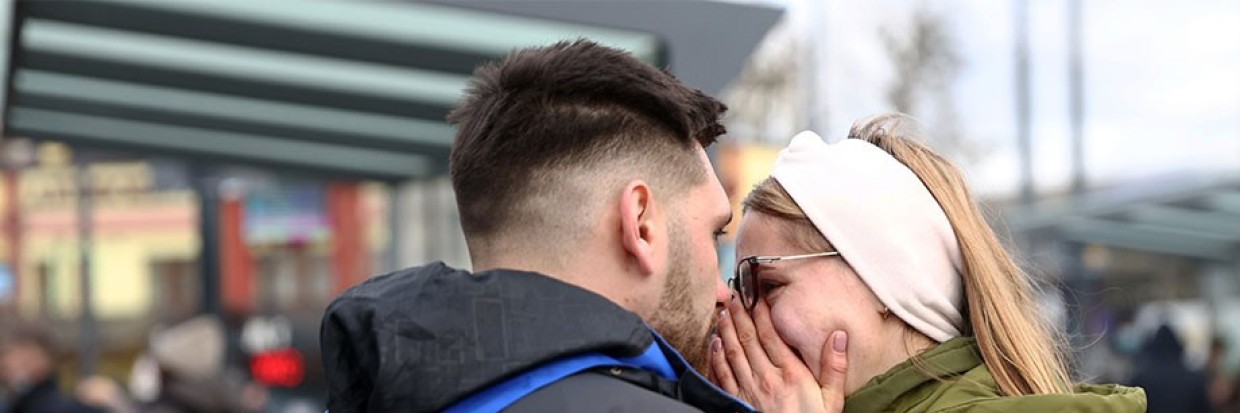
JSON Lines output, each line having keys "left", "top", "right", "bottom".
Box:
{"left": 448, "top": 39, "right": 727, "bottom": 241}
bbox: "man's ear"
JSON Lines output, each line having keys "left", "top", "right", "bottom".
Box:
{"left": 619, "top": 180, "right": 659, "bottom": 276}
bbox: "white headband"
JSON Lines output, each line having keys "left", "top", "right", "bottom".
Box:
{"left": 770, "top": 131, "right": 964, "bottom": 342}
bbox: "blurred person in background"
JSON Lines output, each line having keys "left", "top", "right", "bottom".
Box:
{"left": 1209, "top": 337, "right": 1239, "bottom": 413}
{"left": 75, "top": 376, "right": 137, "bottom": 413}
{"left": 1079, "top": 310, "right": 1139, "bottom": 384}
{"left": 1110, "top": 311, "right": 1144, "bottom": 382}
{"left": 320, "top": 39, "right": 848, "bottom": 413}
{"left": 237, "top": 382, "right": 267, "bottom": 413}
{"left": 710, "top": 114, "right": 1146, "bottom": 413}
{"left": 1131, "top": 324, "right": 1211, "bottom": 412}
{"left": 1078, "top": 329, "right": 1135, "bottom": 384}
{"left": 126, "top": 353, "right": 160, "bottom": 408}
{"left": 141, "top": 315, "right": 245, "bottom": 413}
{"left": 0, "top": 320, "right": 104, "bottom": 413}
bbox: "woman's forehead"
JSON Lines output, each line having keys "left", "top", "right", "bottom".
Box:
{"left": 738, "top": 212, "right": 833, "bottom": 253}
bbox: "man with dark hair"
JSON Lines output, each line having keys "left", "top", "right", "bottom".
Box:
{"left": 320, "top": 39, "right": 748, "bottom": 412}
{"left": 0, "top": 320, "right": 103, "bottom": 413}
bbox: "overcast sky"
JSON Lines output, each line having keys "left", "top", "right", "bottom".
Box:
{"left": 729, "top": 0, "right": 1239, "bottom": 197}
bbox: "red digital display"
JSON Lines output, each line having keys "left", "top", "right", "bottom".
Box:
{"left": 250, "top": 347, "right": 305, "bottom": 388}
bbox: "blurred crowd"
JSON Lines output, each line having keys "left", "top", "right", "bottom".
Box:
{"left": 1082, "top": 320, "right": 1240, "bottom": 413}
{"left": 0, "top": 316, "right": 269, "bottom": 413}
{"left": 3, "top": 313, "right": 1239, "bottom": 412}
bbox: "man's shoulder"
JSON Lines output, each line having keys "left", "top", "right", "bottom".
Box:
{"left": 505, "top": 372, "right": 702, "bottom": 413}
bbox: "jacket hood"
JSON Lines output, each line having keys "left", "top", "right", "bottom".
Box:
{"left": 321, "top": 262, "right": 655, "bottom": 412}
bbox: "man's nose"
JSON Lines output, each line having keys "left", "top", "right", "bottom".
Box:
{"left": 714, "top": 274, "right": 731, "bottom": 307}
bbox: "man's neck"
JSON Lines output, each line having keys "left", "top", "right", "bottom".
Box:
{"left": 472, "top": 256, "right": 645, "bottom": 318}
{"left": 472, "top": 255, "right": 564, "bottom": 278}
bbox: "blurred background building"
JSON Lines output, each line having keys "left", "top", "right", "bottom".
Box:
{"left": 0, "top": 0, "right": 781, "bottom": 411}
{"left": 0, "top": 0, "right": 1236, "bottom": 412}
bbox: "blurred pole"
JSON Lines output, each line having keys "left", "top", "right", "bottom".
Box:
{"left": 425, "top": 179, "right": 445, "bottom": 262}
{"left": 1065, "top": 0, "right": 1089, "bottom": 355}
{"left": 1, "top": 139, "right": 34, "bottom": 314}
{"left": 1015, "top": 0, "right": 1034, "bottom": 205}
{"left": 1068, "top": 0, "right": 1086, "bottom": 193}
{"left": 3, "top": 168, "right": 17, "bottom": 312}
{"left": 217, "top": 179, "right": 253, "bottom": 314}
{"left": 195, "top": 165, "right": 222, "bottom": 316}
{"left": 386, "top": 182, "right": 401, "bottom": 273}
{"left": 805, "top": 0, "right": 827, "bottom": 135}
{"left": 327, "top": 182, "right": 367, "bottom": 294}
{"left": 75, "top": 155, "right": 98, "bottom": 376}
{"left": 424, "top": 180, "right": 442, "bottom": 262}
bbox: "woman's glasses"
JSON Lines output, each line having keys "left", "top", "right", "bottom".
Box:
{"left": 730, "top": 251, "right": 840, "bottom": 310}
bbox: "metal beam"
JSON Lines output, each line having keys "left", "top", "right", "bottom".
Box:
{"left": 21, "top": 0, "right": 493, "bottom": 74}
{"left": 16, "top": 95, "right": 450, "bottom": 159}
{"left": 1058, "top": 217, "right": 1237, "bottom": 261}
{"left": 14, "top": 70, "right": 455, "bottom": 149}
{"left": 1124, "top": 205, "right": 1240, "bottom": 241}
{"left": 9, "top": 108, "right": 432, "bottom": 179}
{"left": 1004, "top": 175, "right": 1240, "bottom": 232}
{"left": 0, "top": 0, "right": 710, "bottom": 181}
{"left": 1204, "top": 191, "right": 1240, "bottom": 215}
{"left": 98, "top": 0, "right": 661, "bottom": 61}
{"left": 22, "top": 19, "right": 470, "bottom": 106}
{"left": 437, "top": 0, "right": 780, "bottom": 95}
{"left": 18, "top": 51, "right": 450, "bottom": 118}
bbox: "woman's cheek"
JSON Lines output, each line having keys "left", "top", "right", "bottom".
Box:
{"left": 770, "top": 303, "right": 828, "bottom": 370}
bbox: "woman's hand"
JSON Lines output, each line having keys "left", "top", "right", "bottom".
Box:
{"left": 709, "top": 296, "right": 849, "bottom": 413}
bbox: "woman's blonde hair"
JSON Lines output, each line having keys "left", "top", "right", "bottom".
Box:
{"left": 743, "top": 113, "right": 1072, "bottom": 396}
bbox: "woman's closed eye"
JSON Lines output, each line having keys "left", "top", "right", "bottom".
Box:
{"left": 757, "top": 274, "right": 789, "bottom": 299}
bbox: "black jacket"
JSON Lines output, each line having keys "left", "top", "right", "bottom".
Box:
{"left": 320, "top": 262, "right": 751, "bottom": 412}
{"left": 1130, "top": 325, "right": 1211, "bottom": 413}
{"left": 8, "top": 379, "right": 103, "bottom": 413}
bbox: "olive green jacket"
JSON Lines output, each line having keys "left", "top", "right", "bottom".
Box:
{"left": 843, "top": 338, "right": 1146, "bottom": 413}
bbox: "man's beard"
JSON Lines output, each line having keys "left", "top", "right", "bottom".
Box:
{"left": 648, "top": 225, "right": 713, "bottom": 375}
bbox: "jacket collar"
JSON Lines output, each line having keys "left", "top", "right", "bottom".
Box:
{"left": 843, "top": 337, "right": 981, "bottom": 413}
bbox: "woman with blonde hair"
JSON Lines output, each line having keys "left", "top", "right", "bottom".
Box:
{"left": 709, "top": 114, "right": 1146, "bottom": 412}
